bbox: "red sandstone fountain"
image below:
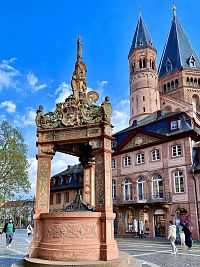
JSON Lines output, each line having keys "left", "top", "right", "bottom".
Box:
{"left": 21, "top": 37, "right": 138, "bottom": 267}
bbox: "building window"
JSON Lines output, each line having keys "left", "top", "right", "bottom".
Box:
{"left": 50, "top": 194, "right": 53, "bottom": 205}
{"left": 175, "top": 79, "right": 179, "bottom": 88}
{"left": 143, "top": 107, "right": 145, "bottom": 112}
{"left": 171, "top": 120, "right": 178, "bottom": 130}
{"left": 166, "top": 58, "right": 172, "bottom": 73}
{"left": 152, "top": 175, "right": 163, "bottom": 199}
{"left": 123, "top": 156, "right": 131, "bottom": 167}
{"left": 111, "top": 140, "right": 117, "bottom": 148}
{"left": 173, "top": 171, "right": 184, "bottom": 193}
{"left": 143, "top": 96, "right": 145, "bottom": 101}
{"left": 172, "top": 145, "right": 182, "bottom": 157}
{"left": 123, "top": 179, "right": 132, "bottom": 201}
{"left": 56, "top": 193, "right": 61, "bottom": 204}
{"left": 164, "top": 84, "right": 167, "bottom": 93}
{"left": 112, "top": 180, "right": 116, "bottom": 199}
{"left": 151, "top": 149, "right": 160, "bottom": 161}
{"left": 137, "top": 177, "right": 145, "bottom": 200}
{"left": 112, "top": 159, "right": 116, "bottom": 170}
{"left": 189, "top": 55, "right": 196, "bottom": 67}
{"left": 65, "top": 192, "right": 69, "bottom": 202}
{"left": 136, "top": 153, "right": 144, "bottom": 164}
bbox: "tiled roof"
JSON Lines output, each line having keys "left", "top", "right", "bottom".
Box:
{"left": 129, "top": 15, "right": 154, "bottom": 55}
{"left": 158, "top": 13, "right": 200, "bottom": 78}
{"left": 52, "top": 164, "right": 83, "bottom": 178}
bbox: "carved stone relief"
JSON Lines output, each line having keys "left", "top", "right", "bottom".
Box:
{"left": 38, "top": 159, "right": 49, "bottom": 209}
{"left": 96, "top": 155, "right": 104, "bottom": 207}
{"left": 44, "top": 223, "right": 97, "bottom": 239}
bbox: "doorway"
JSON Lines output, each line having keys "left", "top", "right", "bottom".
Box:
{"left": 154, "top": 209, "right": 165, "bottom": 237}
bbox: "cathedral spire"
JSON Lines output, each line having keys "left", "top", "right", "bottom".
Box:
{"left": 129, "top": 14, "right": 154, "bottom": 55}
{"left": 158, "top": 8, "right": 200, "bottom": 78}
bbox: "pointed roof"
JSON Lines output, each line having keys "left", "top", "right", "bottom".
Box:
{"left": 158, "top": 12, "right": 200, "bottom": 78}
{"left": 129, "top": 14, "right": 155, "bottom": 55}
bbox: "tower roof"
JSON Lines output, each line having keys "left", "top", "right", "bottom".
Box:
{"left": 158, "top": 12, "right": 200, "bottom": 78}
{"left": 129, "top": 14, "right": 154, "bottom": 55}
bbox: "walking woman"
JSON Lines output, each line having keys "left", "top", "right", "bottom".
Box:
{"left": 183, "top": 221, "right": 193, "bottom": 250}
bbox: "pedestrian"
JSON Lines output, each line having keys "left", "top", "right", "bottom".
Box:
{"left": 2, "top": 219, "right": 15, "bottom": 248}
{"left": 183, "top": 221, "right": 193, "bottom": 250}
{"left": 179, "top": 223, "right": 185, "bottom": 246}
{"left": 27, "top": 223, "right": 33, "bottom": 237}
{"left": 167, "top": 220, "right": 177, "bottom": 254}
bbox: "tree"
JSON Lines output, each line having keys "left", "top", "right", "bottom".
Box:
{"left": 0, "top": 120, "right": 31, "bottom": 220}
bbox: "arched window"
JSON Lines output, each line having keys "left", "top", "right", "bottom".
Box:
{"left": 143, "top": 58, "right": 146, "bottom": 68}
{"left": 190, "top": 77, "right": 193, "bottom": 86}
{"left": 186, "top": 77, "right": 190, "bottom": 85}
{"left": 152, "top": 61, "right": 155, "bottom": 70}
{"left": 167, "top": 82, "right": 170, "bottom": 91}
{"left": 139, "top": 59, "right": 143, "bottom": 68}
{"left": 152, "top": 175, "right": 163, "bottom": 199}
{"left": 164, "top": 84, "right": 167, "bottom": 93}
{"left": 198, "top": 78, "right": 200, "bottom": 87}
{"left": 137, "top": 177, "right": 145, "bottom": 201}
{"left": 194, "top": 78, "right": 197, "bottom": 87}
{"left": 112, "top": 180, "right": 116, "bottom": 199}
{"left": 123, "top": 179, "right": 132, "bottom": 201}
{"left": 189, "top": 55, "right": 196, "bottom": 67}
{"left": 171, "top": 81, "right": 174, "bottom": 90}
{"left": 175, "top": 79, "right": 179, "bottom": 88}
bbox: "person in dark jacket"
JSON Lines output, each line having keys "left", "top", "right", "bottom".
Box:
{"left": 182, "top": 221, "right": 193, "bottom": 250}
{"left": 2, "top": 219, "right": 15, "bottom": 248}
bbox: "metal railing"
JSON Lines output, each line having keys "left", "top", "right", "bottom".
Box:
{"left": 113, "top": 192, "right": 172, "bottom": 204}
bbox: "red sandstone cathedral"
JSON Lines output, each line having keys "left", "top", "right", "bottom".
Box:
{"left": 50, "top": 5, "right": 200, "bottom": 240}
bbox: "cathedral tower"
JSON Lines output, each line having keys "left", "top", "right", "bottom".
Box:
{"left": 158, "top": 5, "right": 200, "bottom": 114}
{"left": 129, "top": 14, "right": 160, "bottom": 125}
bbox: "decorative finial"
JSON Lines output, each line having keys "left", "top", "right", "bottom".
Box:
{"left": 139, "top": 7, "right": 142, "bottom": 17}
{"left": 172, "top": 0, "right": 176, "bottom": 17}
{"left": 77, "top": 36, "right": 82, "bottom": 60}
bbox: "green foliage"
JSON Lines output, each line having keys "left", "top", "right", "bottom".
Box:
{"left": 0, "top": 120, "right": 31, "bottom": 200}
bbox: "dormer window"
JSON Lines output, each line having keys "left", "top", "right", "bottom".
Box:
{"left": 139, "top": 38, "right": 143, "bottom": 46}
{"left": 171, "top": 120, "right": 181, "bottom": 130}
{"left": 189, "top": 55, "right": 196, "bottom": 67}
{"left": 166, "top": 58, "right": 172, "bottom": 73}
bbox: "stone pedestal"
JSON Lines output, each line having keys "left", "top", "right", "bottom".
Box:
{"left": 29, "top": 212, "right": 118, "bottom": 261}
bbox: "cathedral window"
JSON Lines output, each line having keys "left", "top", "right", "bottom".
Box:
{"left": 167, "top": 82, "right": 170, "bottom": 91}
{"left": 190, "top": 77, "right": 193, "bottom": 86}
{"left": 143, "top": 107, "right": 145, "bottom": 112}
{"left": 194, "top": 78, "right": 197, "bottom": 87}
{"left": 171, "top": 81, "right": 174, "bottom": 90}
{"left": 198, "top": 79, "right": 200, "bottom": 87}
{"left": 139, "top": 59, "right": 143, "bottom": 68}
{"left": 166, "top": 58, "right": 172, "bottom": 73}
{"left": 186, "top": 77, "right": 190, "bottom": 85}
{"left": 189, "top": 55, "right": 196, "bottom": 67}
{"left": 164, "top": 84, "right": 167, "bottom": 93}
{"left": 143, "top": 96, "right": 145, "bottom": 101}
{"left": 175, "top": 79, "right": 179, "bottom": 88}
{"left": 173, "top": 170, "right": 184, "bottom": 193}
{"left": 143, "top": 58, "right": 146, "bottom": 68}
{"left": 139, "top": 58, "right": 146, "bottom": 68}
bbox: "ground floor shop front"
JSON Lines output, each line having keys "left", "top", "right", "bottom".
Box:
{"left": 114, "top": 202, "right": 199, "bottom": 240}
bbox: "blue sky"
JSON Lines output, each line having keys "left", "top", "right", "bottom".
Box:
{"left": 0, "top": 0, "right": 199, "bottom": 196}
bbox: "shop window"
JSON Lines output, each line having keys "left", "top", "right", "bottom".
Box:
{"left": 125, "top": 210, "right": 135, "bottom": 233}
{"left": 152, "top": 175, "right": 163, "bottom": 199}
{"left": 50, "top": 194, "right": 54, "bottom": 205}
{"left": 112, "top": 159, "right": 116, "bottom": 170}
{"left": 151, "top": 149, "right": 160, "bottom": 161}
{"left": 56, "top": 193, "right": 61, "bottom": 204}
{"left": 123, "top": 179, "right": 132, "bottom": 201}
{"left": 173, "top": 170, "right": 185, "bottom": 193}
{"left": 123, "top": 156, "right": 131, "bottom": 167}
{"left": 136, "top": 153, "right": 144, "bottom": 164}
{"left": 172, "top": 145, "right": 182, "bottom": 157}
{"left": 112, "top": 180, "right": 116, "bottom": 199}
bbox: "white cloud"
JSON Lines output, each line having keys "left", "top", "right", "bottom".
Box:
{"left": 13, "top": 108, "right": 36, "bottom": 127}
{"left": 55, "top": 82, "right": 71, "bottom": 103}
{"left": 27, "top": 71, "right": 47, "bottom": 92}
{"left": 0, "top": 100, "right": 16, "bottom": 113}
{"left": 0, "top": 58, "right": 20, "bottom": 90}
{"left": 112, "top": 99, "right": 130, "bottom": 133}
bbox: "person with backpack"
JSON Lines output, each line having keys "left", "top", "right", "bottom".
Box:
{"left": 2, "top": 219, "right": 15, "bottom": 248}
{"left": 27, "top": 223, "right": 33, "bottom": 237}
